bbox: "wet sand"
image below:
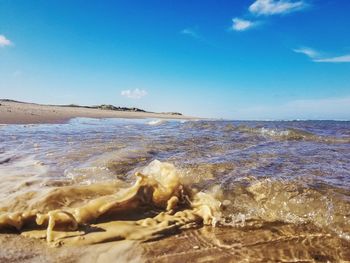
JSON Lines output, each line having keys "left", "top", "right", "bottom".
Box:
{"left": 2, "top": 225, "right": 349, "bottom": 262}
{"left": 0, "top": 100, "right": 195, "bottom": 124}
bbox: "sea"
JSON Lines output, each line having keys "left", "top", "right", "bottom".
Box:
{"left": 0, "top": 118, "right": 349, "bottom": 262}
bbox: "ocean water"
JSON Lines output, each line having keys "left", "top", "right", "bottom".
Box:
{"left": 0, "top": 118, "right": 349, "bottom": 261}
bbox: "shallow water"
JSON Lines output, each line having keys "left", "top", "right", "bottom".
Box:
{"left": 0, "top": 118, "right": 350, "bottom": 262}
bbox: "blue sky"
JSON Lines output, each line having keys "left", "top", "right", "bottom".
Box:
{"left": 0, "top": 0, "right": 349, "bottom": 119}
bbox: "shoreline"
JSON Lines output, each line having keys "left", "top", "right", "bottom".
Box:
{"left": 0, "top": 100, "right": 197, "bottom": 124}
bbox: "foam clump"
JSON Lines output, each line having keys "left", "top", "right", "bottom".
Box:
{"left": 0, "top": 160, "right": 222, "bottom": 246}
{"left": 147, "top": 119, "right": 167, "bottom": 126}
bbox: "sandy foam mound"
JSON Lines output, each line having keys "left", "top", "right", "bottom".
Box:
{"left": 0, "top": 160, "right": 222, "bottom": 247}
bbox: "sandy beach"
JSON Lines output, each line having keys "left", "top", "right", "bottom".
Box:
{"left": 0, "top": 100, "right": 195, "bottom": 124}
{"left": 1, "top": 0, "right": 349, "bottom": 261}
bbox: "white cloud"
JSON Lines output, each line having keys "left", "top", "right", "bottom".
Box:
{"left": 232, "top": 18, "right": 256, "bottom": 31}
{"left": 121, "top": 88, "right": 147, "bottom": 99}
{"left": 180, "top": 28, "right": 200, "bottom": 39}
{"left": 0, "top": 35, "right": 12, "bottom": 47}
{"left": 229, "top": 0, "right": 306, "bottom": 34}
{"left": 314, "top": 55, "right": 350, "bottom": 63}
{"left": 293, "top": 47, "right": 319, "bottom": 58}
{"left": 249, "top": 0, "right": 305, "bottom": 16}
{"left": 293, "top": 47, "right": 350, "bottom": 63}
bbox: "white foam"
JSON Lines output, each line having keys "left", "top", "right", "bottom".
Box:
{"left": 147, "top": 119, "right": 167, "bottom": 126}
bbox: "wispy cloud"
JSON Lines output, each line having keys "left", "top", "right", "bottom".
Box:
{"left": 121, "top": 88, "right": 148, "bottom": 99}
{"left": 232, "top": 18, "right": 256, "bottom": 31}
{"left": 180, "top": 28, "right": 201, "bottom": 39}
{"left": 293, "top": 47, "right": 319, "bottom": 58}
{"left": 231, "top": 0, "right": 307, "bottom": 33}
{"left": 293, "top": 47, "right": 350, "bottom": 63}
{"left": 314, "top": 55, "right": 350, "bottom": 63}
{"left": 0, "top": 35, "right": 12, "bottom": 47}
{"left": 180, "top": 27, "right": 219, "bottom": 48}
{"left": 249, "top": 0, "right": 306, "bottom": 16}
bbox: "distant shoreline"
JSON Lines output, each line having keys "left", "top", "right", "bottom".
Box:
{"left": 0, "top": 99, "right": 196, "bottom": 124}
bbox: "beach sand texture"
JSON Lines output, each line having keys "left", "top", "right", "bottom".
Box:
{"left": 0, "top": 100, "right": 194, "bottom": 124}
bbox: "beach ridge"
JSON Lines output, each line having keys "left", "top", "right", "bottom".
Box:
{"left": 0, "top": 99, "right": 195, "bottom": 124}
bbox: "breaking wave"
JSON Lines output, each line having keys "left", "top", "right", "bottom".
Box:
{"left": 0, "top": 160, "right": 221, "bottom": 246}
{"left": 1, "top": 160, "right": 349, "bottom": 248}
